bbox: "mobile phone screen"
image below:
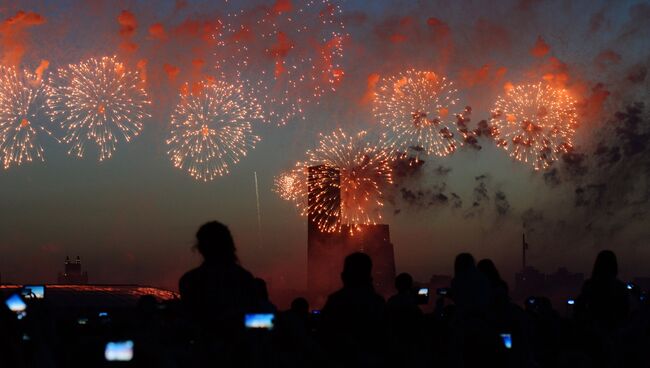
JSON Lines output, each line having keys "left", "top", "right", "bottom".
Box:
{"left": 245, "top": 313, "right": 275, "bottom": 330}
{"left": 418, "top": 288, "right": 429, "bottom": 297}
{"left": 5, "top": 293, "right": 27, "bottom": 313}
{"left": 500, "top": 333, "right": 512, "bottom": 349}
{"left": 22, "top": 285, "right": 45, "bottom": 299}
{"left": 104, "top": 340, "right": 134, "bottom": 361}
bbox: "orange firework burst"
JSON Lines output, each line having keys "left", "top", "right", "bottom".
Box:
{"left": 491, "top": 82, "right": 578, "bottom": 170}
{"left": 166, "top": 80, "right": 262, "bottom": 181}
{"left": 0, "top": 65, "right": 57, "bottom": 169}
{"left": 214, "top": 0, "right": 346, "bottom": 125}
{"left": 273, "top": 166, "right": 306, "bottom": 203}
{"left": 48, "top": 56, "right": 151, "bottom": 161}
{"left": 305, "top": 129, "right": 393, "bottom": 233}
{"left": 373, "top": 69, "right": 463, "bottom": 157}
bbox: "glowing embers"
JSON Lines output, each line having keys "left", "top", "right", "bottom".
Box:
{"left": 166, "top": 80, "right": 262, "bottom": 181}
{"left": 214, "top": 0, "right": 346, "bottom": 125}
{"left": 373, "top": 69, "right": 463, "bottom": 157}
{"left": 491, "top": 82, "right": 578, "bottom": 170}
{"left": 48, "top": 56, "right": 151, "bottom": 161}
{"left": 0, "top": 65, "right": 57, "bottom": 169}
{"left": 303, "top": 129, "right": 393, "bottom": 234}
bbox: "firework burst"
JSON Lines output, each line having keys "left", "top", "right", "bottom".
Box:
{"left": 373, "top": 69, "right": 463, "bottom": 157}
{"left": 166, "top": 80, "right": 262, "bottom": 181}
{"left": 305, "top": 129, "right": 393, "bottom": 233}
{"left": 491, "top": 82, "right": 578, "bottom": 170}
{"left": 48, "top": 56, "right": 151, "bottom": 161}
{"left": 0, "top": 65, "right": 56, "bottom": 169}
{"left": 214, "top": 0, "right": 346, "bottom": 125}
{"left": 274, "top": 166, "right": 307, "bottom": 203}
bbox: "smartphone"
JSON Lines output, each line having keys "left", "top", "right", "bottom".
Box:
{"left": 416, "top": 287, "right": 430, "bottom": 304}
{"left": 22, "top": 285, "right": 45, "bottom": 299}
{"left": 311, "top": 309, "right": 321, "bottom": 315}
{"left": 500, "top": 333, "right": 512, "bottom": 349}
{"left": 626, "top": 282, "right": 635, "bottom": 290}
{"left": 245, "top": 313, "right": 275, "bottom": 330}
{"left": 5, "top": 293, "right": 27, "bottom": 319}
{"left": 436, "top": 288, "right": 449, "bottom": 296}
{"left": 104, "top": 340, "right": 134, "bottom": 362}
{"left": 526, "top": 296, "right": 536, "bottom": 305}
{"left": 566, "top": 298, "right": 575, "bottom": 305}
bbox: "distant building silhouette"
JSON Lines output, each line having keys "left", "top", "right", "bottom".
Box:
{"left": 307, "top": 165, "right": 396, "bottom": 300}
{"left": 514, "top": 266, "right": 546, "bottom": 297}
{"left": 57, "top": 256, "right": 88, "bottom": 285}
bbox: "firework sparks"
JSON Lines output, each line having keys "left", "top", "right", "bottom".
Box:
{"left": 0, "top": 65, "right": 57, "bottom": 169}
{"left": 305, "top": 129, "right": 393, "bottom": 233}
{"left": 48, "top": 56, "right": 151, "bottom": 161}
{"left": 166, "top": 80, "right": 262, "bottom": 181}
{"left": 373, "top": 69, "right": 463, "bottom": 157}
{"left": 214, "top": 0, "right": 346, "bottom": 125}
{"left": 491, "top": 82, "right": 578, "bottom": 170}
{"left": 274, "top": 166, "right": 307, "bottom": 203}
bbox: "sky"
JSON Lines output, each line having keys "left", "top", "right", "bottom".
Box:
{"left": 0, "top": 0, "right": 649, "bottom": 292}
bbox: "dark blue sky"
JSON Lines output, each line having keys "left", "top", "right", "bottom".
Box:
{"left": 0, "top": 0, "right": 648, "bottom": 291}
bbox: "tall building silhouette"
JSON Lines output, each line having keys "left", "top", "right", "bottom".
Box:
{"left": 57, "top": 256, "right": 88, "bottom": 285}
{"left": 307, "top": 165, "right": 396, "bottom": 300}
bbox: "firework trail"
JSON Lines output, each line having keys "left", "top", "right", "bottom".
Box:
{"left": 373, "top": 69, "right": 463, "bottom": 157}
{"left": 305, "top": 129, "right": 393, "bottom": 233}
{"left": 491, "top": 82, "right": 578, "bottom": 170}
{"left": 48, "top": 56, "right": 151, "bottom": 161}
{"left": 0, "top": 65, "right": 57, "bottom": 169}
{"left": 214, "top": 0, "right": 346, "bottom": 125}
{"left": 166, "top": 80, "right": 262, "bottom": 181}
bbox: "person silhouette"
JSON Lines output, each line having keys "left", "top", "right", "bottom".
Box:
{"left": 385, "top": 273, "right": 423, "bottom": 366}
{"left": 477, "top": 259, "right": 509, "bottom": 306}
{"left": 576, "top": 250, "right": 630, "bottom": 331}
{"left": 320, "top": 252, "right": 386, "bottom": 367}
{"left": 451, "top": 253, "right": 490, "bottom": 312}
{"left": 179, "top": 221, "right": 259, "bottom": 341}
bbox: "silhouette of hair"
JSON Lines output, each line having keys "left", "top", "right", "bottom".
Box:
{"left": 291, "top": 297, "right": 309, "bottom": 314}
{"left": 341, "top": 252, "right": 373, "bottom": 287}
{"left": 591, "top": 250, "right": 618, "bottom": 280}
{"left": 195, "top": 221, "right": 238, "bottom": 263}
{"left": 477, "top": 259, "right": 501, "bottom": 283}
{"left": 253, "top": 278, "right": 270, "bottom": 301}
{"left": 454, "top": 253, "right": 476, "bottom": 276}
{"left": 395, "top": 272, "right": 413, "bottom": 292}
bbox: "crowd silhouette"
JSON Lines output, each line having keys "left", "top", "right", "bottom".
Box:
{"left": 1, "top": 220, "right": 649, "bottom": 367}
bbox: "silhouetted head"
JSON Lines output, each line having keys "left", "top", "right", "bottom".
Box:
{"left": 341, "top": 252, "right": 373, "bottom": 288}
{"left": 454, "top": 253, "right": 476, "bottom": 276}
{"left": 395, "top": 272, "right": 413, "bottom": 293}
{"left": 477, "top": 259, "right": 501, "bottom": 283}
{"left": 290, "top": 297, "right": 309, "bottom": 314}
{"left": 195, "top": 221, "right": 237, "bottom": 264}
{"left": 591, "top": 250, "right": 618, "bottom": 281}
{"left": 253, "top": 278, "right": 269, "bottom": 302}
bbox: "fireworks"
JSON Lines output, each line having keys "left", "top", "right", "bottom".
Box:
{"left": 373, "top": 69, "right": 462, "bottom": 157}
{"left": 166, "top": 80, "right": 262, "bottom": 181}
{"left": 491, "top": 82, "right": 578, "bottom": 170}
{"left": 305, "top": 129, "right": 393, "bottom": 233}
{"left": 48, "top": 56, "right": 151, "bottom": 161}
{"left": 274, "top": 166, "right": 306, "bottom": 203}
{"left": 214, "top": 0, "right": 346, "bottom": 125}
{"left": 0, "top": 65, "right": 57, "bottom": 169}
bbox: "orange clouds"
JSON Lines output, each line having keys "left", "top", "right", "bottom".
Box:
{"left": 530, "top": 35, "right": 550, "bottom": 57}
{"left": 272, "top": 0, "right": 293, "bottom": 14}
{"left": 361, "top": 73, "right": 380, "bottom": 104}
{"left": 0, "top": 10, "right": 46, "bottom": 66}
{"left": 163, "top": 64, "right": 180, "bottom": 81}
{"left": 117, "top": 10, "right": 138, "bottom": 53}
{"left": 460, "top": 64, "right": 507, "bottom": 87}
{"left": 148, "top": 23, "right": 167, "bottom": 40}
